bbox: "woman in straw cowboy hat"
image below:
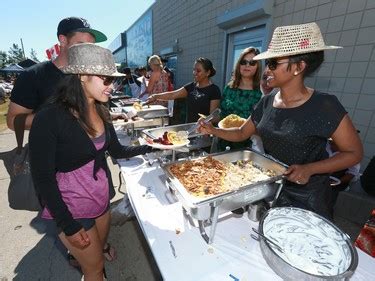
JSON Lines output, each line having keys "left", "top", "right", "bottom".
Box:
{"left": 199, "top": 22, "right": 363, "bottom": 220}
{"left": 29, "top": 43, "right": 153, "bottom": 280}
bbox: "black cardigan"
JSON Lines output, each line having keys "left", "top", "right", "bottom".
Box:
{"left": 29, "top": 105, "right": 151, "bottom": 236}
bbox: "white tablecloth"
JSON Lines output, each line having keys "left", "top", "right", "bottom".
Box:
{"left": 118, "top": 156, "right": 375, "bottom": 281}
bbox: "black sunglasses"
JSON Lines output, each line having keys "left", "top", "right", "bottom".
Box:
{"left": 240, "top": 59, "right": 257, "bottom": 66}
{"left": 97, "top": 75, "right": 116, "bottom": 86}
{"left": 265, "top": 59, "right": 290, "bottom": 71}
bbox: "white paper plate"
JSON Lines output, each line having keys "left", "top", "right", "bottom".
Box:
{"left": 139, "top": 137, "right": 190, "bottom": 150}
{"left": 218, "top": 118, "right": 246, "bottom": 129}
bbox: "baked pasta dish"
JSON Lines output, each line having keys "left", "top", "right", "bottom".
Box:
{"left": 169, "top": 156, "right": 276, "bottom": 197}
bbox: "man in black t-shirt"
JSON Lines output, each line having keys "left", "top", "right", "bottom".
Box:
{"left": 7, "top": 17, "right": 107, "bottom": 130}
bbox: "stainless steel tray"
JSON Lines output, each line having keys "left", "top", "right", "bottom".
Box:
{"left": 161, "top": 149, "right": 288, "bottom": 243}
{"left": 122, "top": 104, "right": 169, "bottom": 119}
{"left": 115, "top": 117, "right": 169, "bottom": 130}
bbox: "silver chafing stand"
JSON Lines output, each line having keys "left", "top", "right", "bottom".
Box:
{"left": 161, "top": 149, "right": 287, "bottom": 244}
{"left": 111, "top": 105, "right": 170, "bottom": 137}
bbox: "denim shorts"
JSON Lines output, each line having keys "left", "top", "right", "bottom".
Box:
{"left": 58, "top": 203, "right": 110, "bottom": 234}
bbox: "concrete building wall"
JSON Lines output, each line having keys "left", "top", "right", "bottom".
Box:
{"left": 152, "top": 0, "right": 251, "bottom": 88}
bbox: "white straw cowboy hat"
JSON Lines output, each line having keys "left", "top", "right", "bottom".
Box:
{"left": 253, "top": 22, "right": 342, "bottom": 60}
{"left": 61, "top": 43, "right": 125, "bottom": 77}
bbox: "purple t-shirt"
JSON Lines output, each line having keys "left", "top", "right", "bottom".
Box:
{"left": 42, "top": 133, "right": 109, "bottom": 219}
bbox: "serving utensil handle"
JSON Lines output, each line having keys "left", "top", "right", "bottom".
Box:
{"left": 252, "top": 227, "right": 284, "bottom": 253}
{"left": 187, "top": 108, "right": 221, "bottom": 135}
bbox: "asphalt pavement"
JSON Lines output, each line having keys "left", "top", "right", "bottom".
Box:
{"left": 0, "top": 128, "right": 160, "bottom": 281}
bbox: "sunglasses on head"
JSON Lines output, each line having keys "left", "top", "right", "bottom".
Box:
{"left": 97, "top": 75, "right": 115, "bottom": 86}
{"left": 265, "top": 59, "right": 290, "bottom": 71}
{"left": 240, "top": 59, "right": 257, "bottom": 66}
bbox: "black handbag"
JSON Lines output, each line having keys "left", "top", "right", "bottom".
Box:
{"left": 7, "top": 114, "right": 42, "bottom": 211}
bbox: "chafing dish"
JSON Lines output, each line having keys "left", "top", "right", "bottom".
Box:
{"left": 122, "top": 104, "right": 169, "bottom": 119}
{"left": 110, "top": 98, "right": 140, "bottom": 107}
{"left": 161, "top": 149, "right": 287, "bottom": 243}
{"left": 115, "top": 117, "right": 169, "bottom": 130}
{"left": 112, "top": 105, "right": 169, "bottom": 135}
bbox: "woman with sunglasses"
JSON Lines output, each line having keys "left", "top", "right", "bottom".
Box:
{"left": 29, "top": 43, "right": 153, "bottom": 280}
{"left": 199, "top": 23, "right": 363, "bottom": 220}
{"left": 219, "top": 47, "right": 262, "bottom": 151}
{"left": 146, "top": 57, "right": 221, "bottom": 123}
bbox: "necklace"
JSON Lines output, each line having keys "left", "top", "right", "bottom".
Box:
{"left": 197, "top": 80, "right": 212, "bottom": 88}
{"left": 279, "top": 88, "right": 311, "bottom": 103}
{"left": 274, "top": 88, "right": 313, "bottom": 108}
{"left": 282, "top": 97, "right": 304, "bottom": 103}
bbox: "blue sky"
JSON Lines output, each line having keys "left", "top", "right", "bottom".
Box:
{"left": 1, "top": 0, "right": 154, "bottom": 61}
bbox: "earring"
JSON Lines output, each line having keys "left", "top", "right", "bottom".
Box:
{"left": 294, "top": 71, "right": 298, "bottom": 76}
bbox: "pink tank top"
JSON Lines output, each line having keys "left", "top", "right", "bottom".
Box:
{"left": 42, "top": 133, "right": 109, "bottom": 219}
{"left": 151, "top": 71, "right": 169, "bottom": 94}
{"left": 150, "top": 71, "right": 169, "bottom": 107}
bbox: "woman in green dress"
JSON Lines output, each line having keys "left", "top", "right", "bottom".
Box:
{"left": 219, "top": 47, "right": 262, "bottom": 151}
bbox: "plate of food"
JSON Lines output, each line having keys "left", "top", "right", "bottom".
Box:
{"left": 132, "top": 101, "right": 151, "bottom": 111}
{"left": 218, "top": 114, "right": 247, "bottom": 129}
{"left": 142, "top": 131, "right": 190, "bottom": 149}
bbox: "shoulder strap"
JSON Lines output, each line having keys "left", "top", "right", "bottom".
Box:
{"left": 14, "top": 114, "right": 29, "bottom": 154}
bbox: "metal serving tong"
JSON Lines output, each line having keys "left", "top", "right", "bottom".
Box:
{"left": 251, "top": 227, "right": 284, "bottom": 253}
{"left": 186, "top": 108, "right": 221, "bottom": 135}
